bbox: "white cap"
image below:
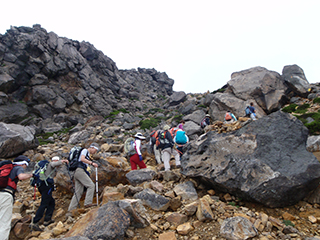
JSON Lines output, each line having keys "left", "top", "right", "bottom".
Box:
{"left": 52, "top": 156, "right": 60, "bottom": 161}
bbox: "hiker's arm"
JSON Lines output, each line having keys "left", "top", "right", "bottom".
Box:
{"left": 52, "top": 159, "right": 69, "bottom": 167}
{"left": 80, "top": 154, "right": 98, "bottom": 168}
{"left": 18, "top": 173, "right": 32, "bottom": 180}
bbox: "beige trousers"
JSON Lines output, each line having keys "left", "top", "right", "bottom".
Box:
{"left": 68, "top": 167, "right": 95, "bottom": 211}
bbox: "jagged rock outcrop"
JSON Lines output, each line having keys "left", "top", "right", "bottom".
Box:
{"left": 181, "top": 111, "right": 320, "bottom": 208}
{"left": 0, "top": 25, "right": 175, "bottom": 132}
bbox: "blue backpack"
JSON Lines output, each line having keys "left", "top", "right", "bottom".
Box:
{"left": 30, "top": 160, "right": 55, "bottom": 187}
{"left": 175, "top": 131, "right": 187, "bottom": 144}
{"left": 245, "top": 106, "right": 251, "bottom": 116}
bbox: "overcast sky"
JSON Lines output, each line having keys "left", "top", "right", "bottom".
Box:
{"left": 1, "top": 0, "right": 319, "bottom": 93}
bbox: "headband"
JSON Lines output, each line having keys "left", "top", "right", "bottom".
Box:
{"left": 13, "top": 161, "right": 29, "bottom": 167}
{"left": 90, "top": 145, "right": 99, "bottom": 151}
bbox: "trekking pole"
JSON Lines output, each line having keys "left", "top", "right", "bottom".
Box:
{"left": 30, "top": 183, "right": 36, "bottom": 228}
{"left": 65, "top": 163, "right": 80, "bottom": 208}
{"left": 95, "top": 167, "right": 99, "bottom": 206}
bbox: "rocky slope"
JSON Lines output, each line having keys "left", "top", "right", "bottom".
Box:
{"left": 2, "top": 24, "right": 320, "bottom": 240}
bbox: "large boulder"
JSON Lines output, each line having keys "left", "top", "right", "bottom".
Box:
{"left": 65, "top": 201, "right": 130, "bottom": 239}
{"left": 227, "top": 67, "right": 289, "bottom": 114}
{"left": 282, "top": 64, "right": 310, "bottom": 97}
{"left": 0, "top": 122, "right": 38, "bottom": 158}
{"left": 208, "top": 92, "right": 266, "bottom": 121}
{"left": 181, "top": 111, "right": 320, "bottom": 208}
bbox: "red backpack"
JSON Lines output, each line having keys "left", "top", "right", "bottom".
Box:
{"left": 0, "top": 160, "right": 14, "bottom": 188}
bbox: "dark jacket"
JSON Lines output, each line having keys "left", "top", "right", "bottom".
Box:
{"left": 161, "top": 131, "right": 174, "bottom": 150}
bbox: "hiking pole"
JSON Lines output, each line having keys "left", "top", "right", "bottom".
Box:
{"left": 95, "top": 167, "right": 98, "bottom": 206}
{"left": 29, "top": 183, "right": 36, "bottom": 230}
{"left": 65, "top": 163, "right": 80, "bottom": 208}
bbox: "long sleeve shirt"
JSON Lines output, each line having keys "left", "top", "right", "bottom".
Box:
{"left": 134, "top": 139, "right": 142, "bottom": 155}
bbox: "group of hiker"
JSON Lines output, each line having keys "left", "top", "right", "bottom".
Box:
{"left": 0, "top": 103, "right": 259, "bottom": 238}
{"left": 200, "top": 102, "right": 258, "bottom": 129}
{"left": 126, "top": 120, "right": 189, "bottom": 171}
{"left": 0, "top": 142, "right": 101, "bottom": 237}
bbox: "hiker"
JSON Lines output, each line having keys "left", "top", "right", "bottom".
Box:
{"left": 30, "top": 156, "right": 69, "bottom": 231}
{"left": 130, "top": 133, "right": 147, "bottom": 170}
{"left": 249, "top": 102, "right": 257, "bottom": 120}
{"left": 174, "top": 129, "right": 189, "bottom": 157}
{"left": 149, "top": 130, "right": 162, "bottom": 164}
{"left": 160, "top": 125, "right": 181, "bottom": 171}
{"left": 177, "top": 120, "right": 185, "bottom": 130}
{"left": 0, "top": 156, "right": 32, "bottom": 239}
{"left": 200, "top": 114, "right": 211, "bottom": 129}
{"left": 224, "top": 110, "right": 237, "bottom": 123}
{"left": 68, "top": 143, "right": 100, "bottom": 211}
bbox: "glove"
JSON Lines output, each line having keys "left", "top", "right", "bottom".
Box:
{"left": 139, "top": 155, "right": 143, "bottom": 161}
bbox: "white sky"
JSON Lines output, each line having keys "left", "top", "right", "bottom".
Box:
{"left": 1, "top": 0, "right": 319, "bottom": 93}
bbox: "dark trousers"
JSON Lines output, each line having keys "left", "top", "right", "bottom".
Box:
{"left": 34, "top": 183, "right": 55, "bottom": 223}
{"left": 176, "top": 146, "right": 184, "bottom": 157}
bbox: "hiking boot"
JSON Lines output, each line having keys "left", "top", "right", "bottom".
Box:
{"left": 176, "top": 165, "right": 182, "bottom": 170}
{"left": 84, "top": 203, "right": 97, "bottom": 208}
{"left": 29, "top": 222, "right": 43, "bottom": 231}
{"left": 43, "top": 219, "right": 55, "bottom": 226}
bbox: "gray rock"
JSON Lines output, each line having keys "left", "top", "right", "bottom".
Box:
{"left": 282, "top": 64, "right": 310, "bottom": 97}
{"left": 168, "top": 91, "right": 186, "bottom": 106}
{"left": 68, "top": 130, "right": 90, "bottom": 145}
{"left": 181, "top": 111, "right": 320, "bottom": 208}
{"left": 133, "top": 188, "right": 170, "bottom": 211}
{"left": 307, "top": 135, "right": 320, "bottom": 152}
{"left": 227, "top": 66, "right": 288, "bottom": 113}
{"left": 183, "top": 110, "right": 206, "bottom": 125}
{"left": 220, "top": 216, "right": 258, "bottom": 240}
{"left": 83, "top": 201, "right": 130, "bottom": 239}
{"left": 0, "top": 122, "right": 38, "bottom": 158}
{"left": 117, "top": 199, "right": 150, "bottom": 228}
{"left": 126, "top": 168, "right": 156, "bottom": 186}
{"left": 173, "top": 181, "right": 198, "bottom": 201}
{"left": 183, "top": 121, "right": 202, "bottom": 137}
{"left": 209, "top": 92, "right": 265, "bottom": 121}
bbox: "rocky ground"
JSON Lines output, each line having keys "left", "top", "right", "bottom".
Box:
{"left": 8, "top": 148, "right": 320, "bottom": 240}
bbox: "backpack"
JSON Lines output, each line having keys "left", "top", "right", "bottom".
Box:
{"left": 0, "top": 160, "right": 13, "bottom": 188}
{"left": 175, "top": 131, "right": 187, "bottom": 144}
{"left": 149, "top": 130, "right": 158, "bottom": 145}
{"left": 169, "top": 127, "right": 179, "bottom": 138}
{"left": 155, "top": 130, "right": 170, "bottom": 148}
{"left": 225, "top": 112, "right": 232, "bottom": 121}
{"left": 68, "top": 146, "right": 84, "bottom": 171}
{"left": 124, "top": 137, "right": 136, "bottom": 156}
{"left": 245, "top": 106, "right": 251, "bottom": 116}
{"left": 200, "top": 118, "right": 207, "bottom": 128}
{"left": 30, "top": 160, "right": 55, "bottom": 187}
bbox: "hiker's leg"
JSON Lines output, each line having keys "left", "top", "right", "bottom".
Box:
{"left": 250, "top": 113, "right": 256, "bottom": 120}
{"left": 154, "top": 145, "right": 162, "bottom": 164}
{"left": 44, "top": 186, "right": 55, "bottom": 222}
{"left": 137, "top": 157, "right": 147, "bottom": 169}
{"left": 130, "top": 154, "right": 138, "bottom": 170}
{"left": 68, "top": 168, "right": 84, "bottom": 211}
{"left": 172, "top": 148, "right": 181, "bottom": 166}
{"left": 162, "top": 148, "right": 171, "bottom": 171}
{"left": 34, "top": 184, "right": 51, "bottom": 223}
{"left": 0, "top": 192, "right": 13, "bottom": 240}
{"left": 75, "top": 168, "right": 95, "bottom": 206}
{"left": 177, "top": 146, "right": 183, "bottom": 157}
